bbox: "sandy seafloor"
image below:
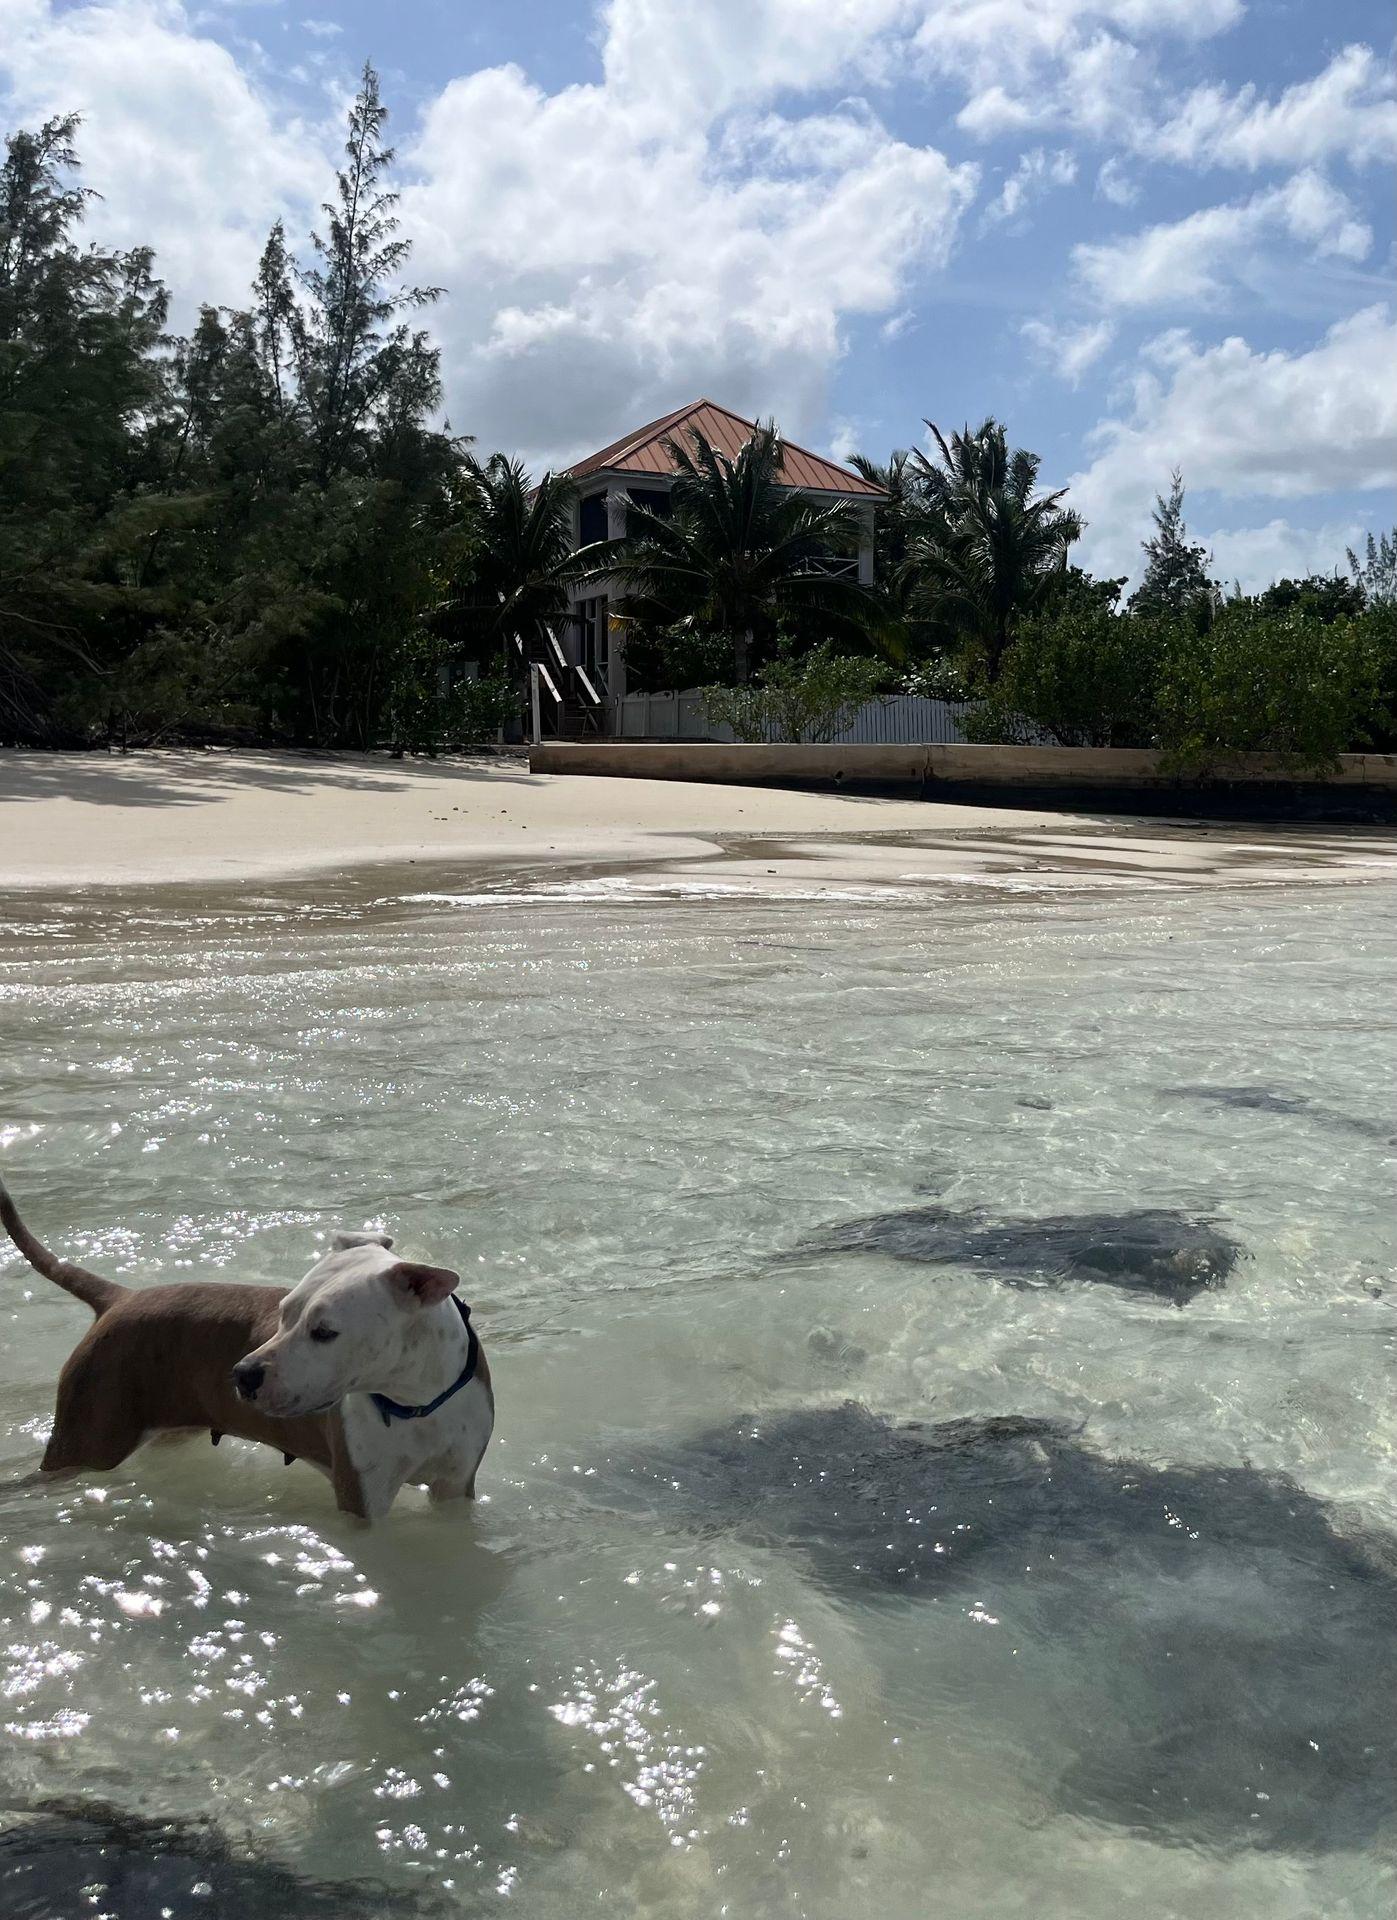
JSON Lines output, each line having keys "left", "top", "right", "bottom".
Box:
{"left": 2, "top": 751, "right": 1396, "bottom": 1919}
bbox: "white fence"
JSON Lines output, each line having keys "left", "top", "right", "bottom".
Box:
{"left": 608, "top": 689, "right": 972, "bottom": 745}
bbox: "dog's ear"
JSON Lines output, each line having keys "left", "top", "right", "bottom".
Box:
{"left": 383, "top": 1261, "right": 459, "bottom": 1307}
{"left": 332, "top": 1230, "right": 394, "bottom": 1251}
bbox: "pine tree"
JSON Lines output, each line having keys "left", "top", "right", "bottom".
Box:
{"left": 0, "top": 74, "right": 466, "bottom": 749}
{"left": 294, "top": 62, "right": 443, "bottom": 486}
{"left": 0, "top": 114, "right": 169, "bottom": 739}
{"left": 1129, "top": 470, "right": 1215, "bottom": 618}
{"left": 1347, "top": 529, "right": 1396, "bottom": 608}
{"left": 252, "top": 222, "right": 296, "bottom": 431}
{"left": 224, "top": 66, "right": 458, "bottom": 745}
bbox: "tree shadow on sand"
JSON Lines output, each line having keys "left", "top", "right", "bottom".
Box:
{"left": 0, "top": 750, "right": 535, "bottom": 812}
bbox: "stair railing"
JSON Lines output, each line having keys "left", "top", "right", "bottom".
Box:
{"left": 529, "top": 660, "right": 564, "bottom": 741}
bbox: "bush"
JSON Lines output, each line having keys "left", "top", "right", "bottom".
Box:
{"left": 961, "top": 601, "right": 1392, "bottom": 770}
{"left": 386, "top": 633, "right": 515, "bottom": 755}
{"left": 900, "top": 657, "right": 971, "bottom": 702}
{"left": 1156, "top": 605, "right": 1387, "bottom": 774}
{"left": 1359, "top": 603, "right": 1397, "bottom": 750}
{"left": 701, "top": 640, "right": 887, "bottom": 742}
{"left": 616, "top": 620, "right": 734, "bottom": 693}
{"left": 963, "top": 606, "right": 1163, "bottom": 748}
{"left": 1253, "top": 574, "right": 1365, "bottom": 625}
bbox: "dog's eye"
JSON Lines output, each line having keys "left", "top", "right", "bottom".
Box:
{"left": 309, "top": 1325, "right": 340, "bottom": 1344}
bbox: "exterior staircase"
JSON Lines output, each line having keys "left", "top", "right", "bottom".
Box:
{"left": 521, "top": 632, "right": 607, "bottom": 740}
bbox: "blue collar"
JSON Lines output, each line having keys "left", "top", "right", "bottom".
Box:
{"left": 370, "top": 1297, "right": 479, "bottom": 1428}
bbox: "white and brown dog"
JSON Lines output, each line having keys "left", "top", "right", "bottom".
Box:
{"left": 1, "top": 1179, "right": 493, "bottom": 1521}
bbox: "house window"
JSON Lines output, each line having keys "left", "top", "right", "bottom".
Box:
{"left": 625, "top": 488, "right": 671, "bottom": 535}
{"left": 579, "top": 493, "right": 607, "bottom": 546}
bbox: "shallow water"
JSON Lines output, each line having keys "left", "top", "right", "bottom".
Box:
{"left": 1, "top": 870, "right": 1395, "bottom": 1917}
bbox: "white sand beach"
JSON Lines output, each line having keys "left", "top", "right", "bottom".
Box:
{"left": 1, "top": 748, "right": 1394, "bottom": 895}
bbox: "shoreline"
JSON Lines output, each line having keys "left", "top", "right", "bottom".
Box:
{"left": 2, "top": 748, "right": 1395, "bottom": 897}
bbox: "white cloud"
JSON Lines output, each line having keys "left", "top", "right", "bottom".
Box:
{"left": 1070, "top": 306, "right": 1397, "bottom": 578}
{"left": 945, "top": 0, "right": 1237, "bottom": 144}
{"left": 1074, "top": 171, "right": 1371, "bottom": 309}
{"left": 827, "top": 417, "right": 863, "bottom": 464}
{"left": 0, "top": 0, "right": 328, "bottom": 313}
{"left": 600, "top": 0, "right": 915, "bottom": 123}
{"left": 983, "top": 147, "right": 1076, "bottom": 227}
{"left": 1021, "top": 315, "right": 1116, "bottom": 383}
{"left": 0, "top": 0, "right": 979, "bottom": 467}
{"left": 1202, "top": 517, "right": 1368, "bottom": 593}
{"left": 929, "top": 0, "right": 1236, "bottom": 94}
{"left": 954, "top": 36, "right": 1146, "bottom": 142}
{"left": 1150, "top": 44, "right": 1397, "bottom": 171}
{"left": 403, "top": 66, "right": 976, "bottom": 463}
{"left": 943, "top": 20, "right": 1395, "bottom": 184}
{"left": 1095, "top": 156, "right": 1138, "bottom": 204}
{"left": 602, "top": 0, "right": 1238, "bottom": 131}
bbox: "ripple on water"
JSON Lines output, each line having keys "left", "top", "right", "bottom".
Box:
{"left": 1, "top": 880, "right": 1395, "bottom": 1917}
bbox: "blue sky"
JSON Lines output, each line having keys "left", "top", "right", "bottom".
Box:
{"left": 2, "top": 0, "right": 1393, "bottom": 585}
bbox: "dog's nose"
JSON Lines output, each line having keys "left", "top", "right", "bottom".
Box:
{"left": 234, "top": 1361, "right": 266, "bottom": 1402}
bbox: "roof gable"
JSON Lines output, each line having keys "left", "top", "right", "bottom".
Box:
{"left": 563, "top": 399, "right": 884, "bottom": 497}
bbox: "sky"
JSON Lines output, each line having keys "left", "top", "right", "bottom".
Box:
{"left": 1, "top": 0, "right": 1394, "bottom": 587}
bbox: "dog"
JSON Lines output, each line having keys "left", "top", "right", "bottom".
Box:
{"left": 0, "top": 1178, "right": 493, "bottom": 1520}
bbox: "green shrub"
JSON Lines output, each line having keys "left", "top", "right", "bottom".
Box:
{"left": 701, "top": 641, "right": 887, "bottom": 742}
{"left": 1156, "top": 605, "right": 1386, "bottom": 774}
{"left": 963, "top": 606, "right": 1163, "bottom": 748}
{"left": 962, "top": 601, "right": 1391, "bottom": 770}
{"left": 1360, "top": 604, "right": 1397, "bottom": 751}
{"left": 900, "top": 657, "right": 971, "bottom": 702}
{"left": 610, "top": 620, "right": 734, "bottom": 693}
{"left": 387, "top": 632, "right": 514, "bottom": 755}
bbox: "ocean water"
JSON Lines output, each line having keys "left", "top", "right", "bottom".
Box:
{"left": 1, "top": 870, "right": 1394, "bottom": 1918}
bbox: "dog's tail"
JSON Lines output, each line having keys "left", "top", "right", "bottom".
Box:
{"left": 0, "top": 1177, "right": 125, "bottom": 1316}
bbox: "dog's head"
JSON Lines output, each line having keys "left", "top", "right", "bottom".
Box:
{"left": 232, "top": 1230, "right": 460, "bottom": 1418}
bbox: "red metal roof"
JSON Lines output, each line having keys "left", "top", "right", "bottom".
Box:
{"left": 563, "top": 399, "right": 885, "bottom": 497}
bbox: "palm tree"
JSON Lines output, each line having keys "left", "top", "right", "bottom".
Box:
{"left": 849, "top": 448, "right": 945, "bottom": 665}
{"left": 849, "top": 449, "right": 925, "bottom": 576}
{"left": 601, "top": 422, "right": 877, "bottom": 683}
{"left": 432, "top": 454, "right": 589, "bottom": 675}
{"left": 906, "top": 419, "right": 1080, "bottom": 681}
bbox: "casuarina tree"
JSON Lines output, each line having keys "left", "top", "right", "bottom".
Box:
{"left": 1129, "top": 470, "right": 1215, "bottom": 619}
{"left": 0, "top": 114, "right": 169, "bottom": 739}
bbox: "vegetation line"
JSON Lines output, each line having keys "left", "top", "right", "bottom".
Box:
{"left": 2, "top": 66, "right": 1393, "bottom": 770}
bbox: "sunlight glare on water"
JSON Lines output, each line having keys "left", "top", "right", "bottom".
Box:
{"left": 1, "top": 874, "right": 1395, "bottom": 1918}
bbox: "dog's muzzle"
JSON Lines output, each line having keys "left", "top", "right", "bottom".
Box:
{"left": 233, "top": 1360, "right": 266, "bottom": 1402}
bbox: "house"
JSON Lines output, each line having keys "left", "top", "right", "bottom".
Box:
{"left": 548, "top": 399, "right": 885, "bottom": 724}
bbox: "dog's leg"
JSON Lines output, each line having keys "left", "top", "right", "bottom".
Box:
{"left": 428, "top": 1428, "right": 491, "bottom": 1506}
{"left": 41, "top": 1412, "right": 144, "bottom": 1477}
{"left": 328, "top": 1424, "right": 374, "bottom": 1521}
{"left": 428, "top": 1473, "right": 477, "bottom": 1505}
{"left": 427, "top": 1385, "right": 493, "bottom": 1509}
{"left": 38, "top": 1350, "right": 145, "bottom": 1477}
